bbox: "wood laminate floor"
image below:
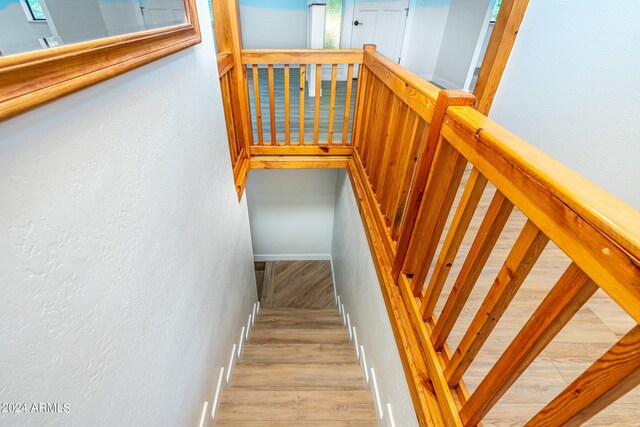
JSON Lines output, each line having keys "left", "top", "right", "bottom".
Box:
{"left": 258, "top": 260, "right": 335, "bottom": 309}
{"left": 217, "top": 307, "right": 375, "bottom": 425}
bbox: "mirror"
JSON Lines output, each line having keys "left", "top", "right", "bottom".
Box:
{"left": 0, "top": 0, "right": 187, "bottom": 57}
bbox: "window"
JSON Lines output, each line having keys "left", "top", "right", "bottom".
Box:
{"left": 25, "top": 0, "right": 46, "bottom": 20}
{"left": 324, "top": 0, "right": 343, "bottom": 49}
{"left": 491, "top": 0, "right": 502, "bottom": 23}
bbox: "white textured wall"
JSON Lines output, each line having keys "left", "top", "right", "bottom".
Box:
{"left": 239, "top": 3, "right": 307, "bottom": 49}
{"left": 432, "top": 0, "right": 493, "bottom": 89}
{"left": 490, "top": 0, "right": 640, "bottom": 210}
{"left": 42, "top": 0, "right": 109, "bottom": 43}
{"left": 0, "top": 2, "right": 52, "bottom": 55}
{"left": 401, "top": 0, "right": 451, "bottom": 81}
{"left": 332, "top": 170, "right": 418, "bottom": 427}
{"left": 246, "top": 169, "right": 337, "bottom": 260}
{"left": 0, "top": 0, "right": 257, "bottom": 425}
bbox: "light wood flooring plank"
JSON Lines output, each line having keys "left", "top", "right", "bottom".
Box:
{"left": 231, "top": 363, "right": 364, "bottom": 390}
{"left": 218, "top": 390, "right": 376, "bottom": 422}
{"left": 242, "top": 343, "right": 356, "bottom": 364}
{"left": 248, "top": 328, "right": 349, "bottom": 345}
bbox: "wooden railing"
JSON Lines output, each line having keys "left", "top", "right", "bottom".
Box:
{"left": 241, "top": 49, "right": 362, "bottom": 154}
{"left": 217, "top": 51, "right": 249, "bottom": 195}
{"left": 213, "top": 25, "right": 640, "bottom": 427}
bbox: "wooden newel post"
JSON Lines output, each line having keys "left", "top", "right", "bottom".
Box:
{"left": 212, "top": 0, "right": 253, "bottom": 158}
{"left": 351, "top": 44, "right": 376, "bottom": 150}
{"left": 392, "top": 90, "right": 476, "bottom": 287}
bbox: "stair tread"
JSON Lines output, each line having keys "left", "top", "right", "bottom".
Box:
{"left": 259, "top": 307, "right": 340, "bottom": 316}
{"left": 243, "top": 343, "right": 356, "bottom": 363}
{"left": 249, "top": 328, "right": 350, "bottom": 344}
{"left": 218, "top": 390, "right": 376, "bottom": 422}
{"left": 254, "top": 314, "right": 345, "bottom": 329}
{"left": 231, "top": 363, "right": 364, "bottom": 390}
{"left": 217, "top": 422, "right": 376, "bottom": 426}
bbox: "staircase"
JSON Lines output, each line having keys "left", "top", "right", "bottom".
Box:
{"left": 217, "top": 307, "right": 377, "bottom": 425}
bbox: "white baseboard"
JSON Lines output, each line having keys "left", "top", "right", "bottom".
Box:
{"left": 337, "top": 295, "right": 393, "bottom": 426}
{"left": 253, "top": 254, "right": 332, "bottom": 261}
{"left": 210, "top": 302, "right": 258, "bottom": 425}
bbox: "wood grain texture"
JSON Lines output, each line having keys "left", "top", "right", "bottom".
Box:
{"left": 473, "top": 0, "right": 530, "bottom": 115}
{"left": 218, "top": 390, "right": 376, "bottom": 422}
{"left": 231, "top": 362, "right": 363, "bottom": 390}
{"left": 250, "top": 156, "right": 349, "bottom": 169}
{"left": 525, "top": 326, "right": 640, "bottom": 426}
{"left": 246, "top": 66, "right": 357, "bottom": 145}
{"left": 445, "top": 220, "right": 549, "bottom": 386}
{"left": 259, "top": 261, "right": 334, "bottom": 308}
{"left": 460, "top": 263, "right": 598, "bottom": 425}
{"left": 444, "top": 107, "right": 640, "bottom": 324}
{"left": 0, "top": 0, "right": 201, "bottom": 122}
{"left": 241, "top": 49, "right": 364, "bottom": 65}
{"left": 242, "top": 343, "right": 356, "bottom": 364}
{"left": 431, "top": 190, "right": 514, "bottom": 350}
{"left": 218, "top": 305, "right": 375, "bottom": 424}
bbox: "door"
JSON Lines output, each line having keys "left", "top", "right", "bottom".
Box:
{"left": 140, "top": 0, "right": 186, "bottom": 29}
{"left": 350, "top": 0, "right": 409, "bottom": 63}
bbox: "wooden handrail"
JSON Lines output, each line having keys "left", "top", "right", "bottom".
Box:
{"left": 241, "top": 49, "right": 364, "bottom": 64}
{"left": 212, "top": 32, "right": 640, "bottom": 425}
{"left": 443, "top": 106, "right": 640, "bottom": 323}
{"left": 217, "top": 52, "right": 234, "bottom": 77}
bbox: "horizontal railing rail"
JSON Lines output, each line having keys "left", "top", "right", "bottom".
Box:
{"left": 213, "top": 33, "right": 640, "bottom": 425}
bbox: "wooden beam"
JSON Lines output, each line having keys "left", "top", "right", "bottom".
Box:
{"left": 241, "top": 49, "right": 364, "bottom": 65}
{"left": 217, "top": 52, "right": 234, "bottom": 77}
{"left": 250, "top": 156, "right": 349, "bottom": 169}
{"left": 363, "top": 49, "right": 439, "bottom": 124}
{"left": 251, "top": 146, "right": 354, "bottom": 156}
{"left": 473, "top": 0, "right": 530, "bottom": 115}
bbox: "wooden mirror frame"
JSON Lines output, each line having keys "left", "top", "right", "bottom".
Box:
{"left": 0, "top": 0, "right": 201, "bottom": 122}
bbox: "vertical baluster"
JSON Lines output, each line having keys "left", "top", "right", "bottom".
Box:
{"left": 523, "top": 326, "right": 640, "bottom": 427}
{"left": 371, "top": 95, "right": 399, "bottom": 192}
{"left": 380, "top": 103, "right": 410, "bottom": 225}
{"left": 445, "top": 220, "right": 549, "bottom": 387}
{"left": 460, "top": 263, "right": 597, "bottom": 425}
{"left": 392, "top": 90, "right": 475, "bottom": 282}
{"left": 267, "top": 64, "right": 276, "bottom": 145}
{"left": 299, "top": 64, "right": 306, "bottom": 145}
{"left": 401, "top": 139, "right": 469, "bottom": 296}
{"left": 327, "top": 64, "right": 338, "bottom": 145}
{"left": 220, "top": 74, "right": 238, "bottom": 157}
{"left": 284, "top": 64, "right": 290, "bottom": 145}
{"left": 364, "top": 84, "right": 389, "bottom": 169}
{"left": 420, "top": 167, "right": 488, "bottom": 320}
{"left": 431, "top": 190, "right": 514, "bottom": 350}
{"left": 251, "top": 64, "right": 263, "bottom": 145}
{"left": 377, "top": 100, "right": 406, "bottom": 209}
{"left": 342, "top": 63, "right": 355, "bottom": 146}
{"left": 357, "top": 71, "right": 376, "bottom": 158}
{"left": 314, "top": 64, "right": 322, "bottom": 145}
{"left": 389, "top": 115, "right": 422, "bottom": 240}
{"left": 243, "top": 68, "right": 254, "bottom": 148}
